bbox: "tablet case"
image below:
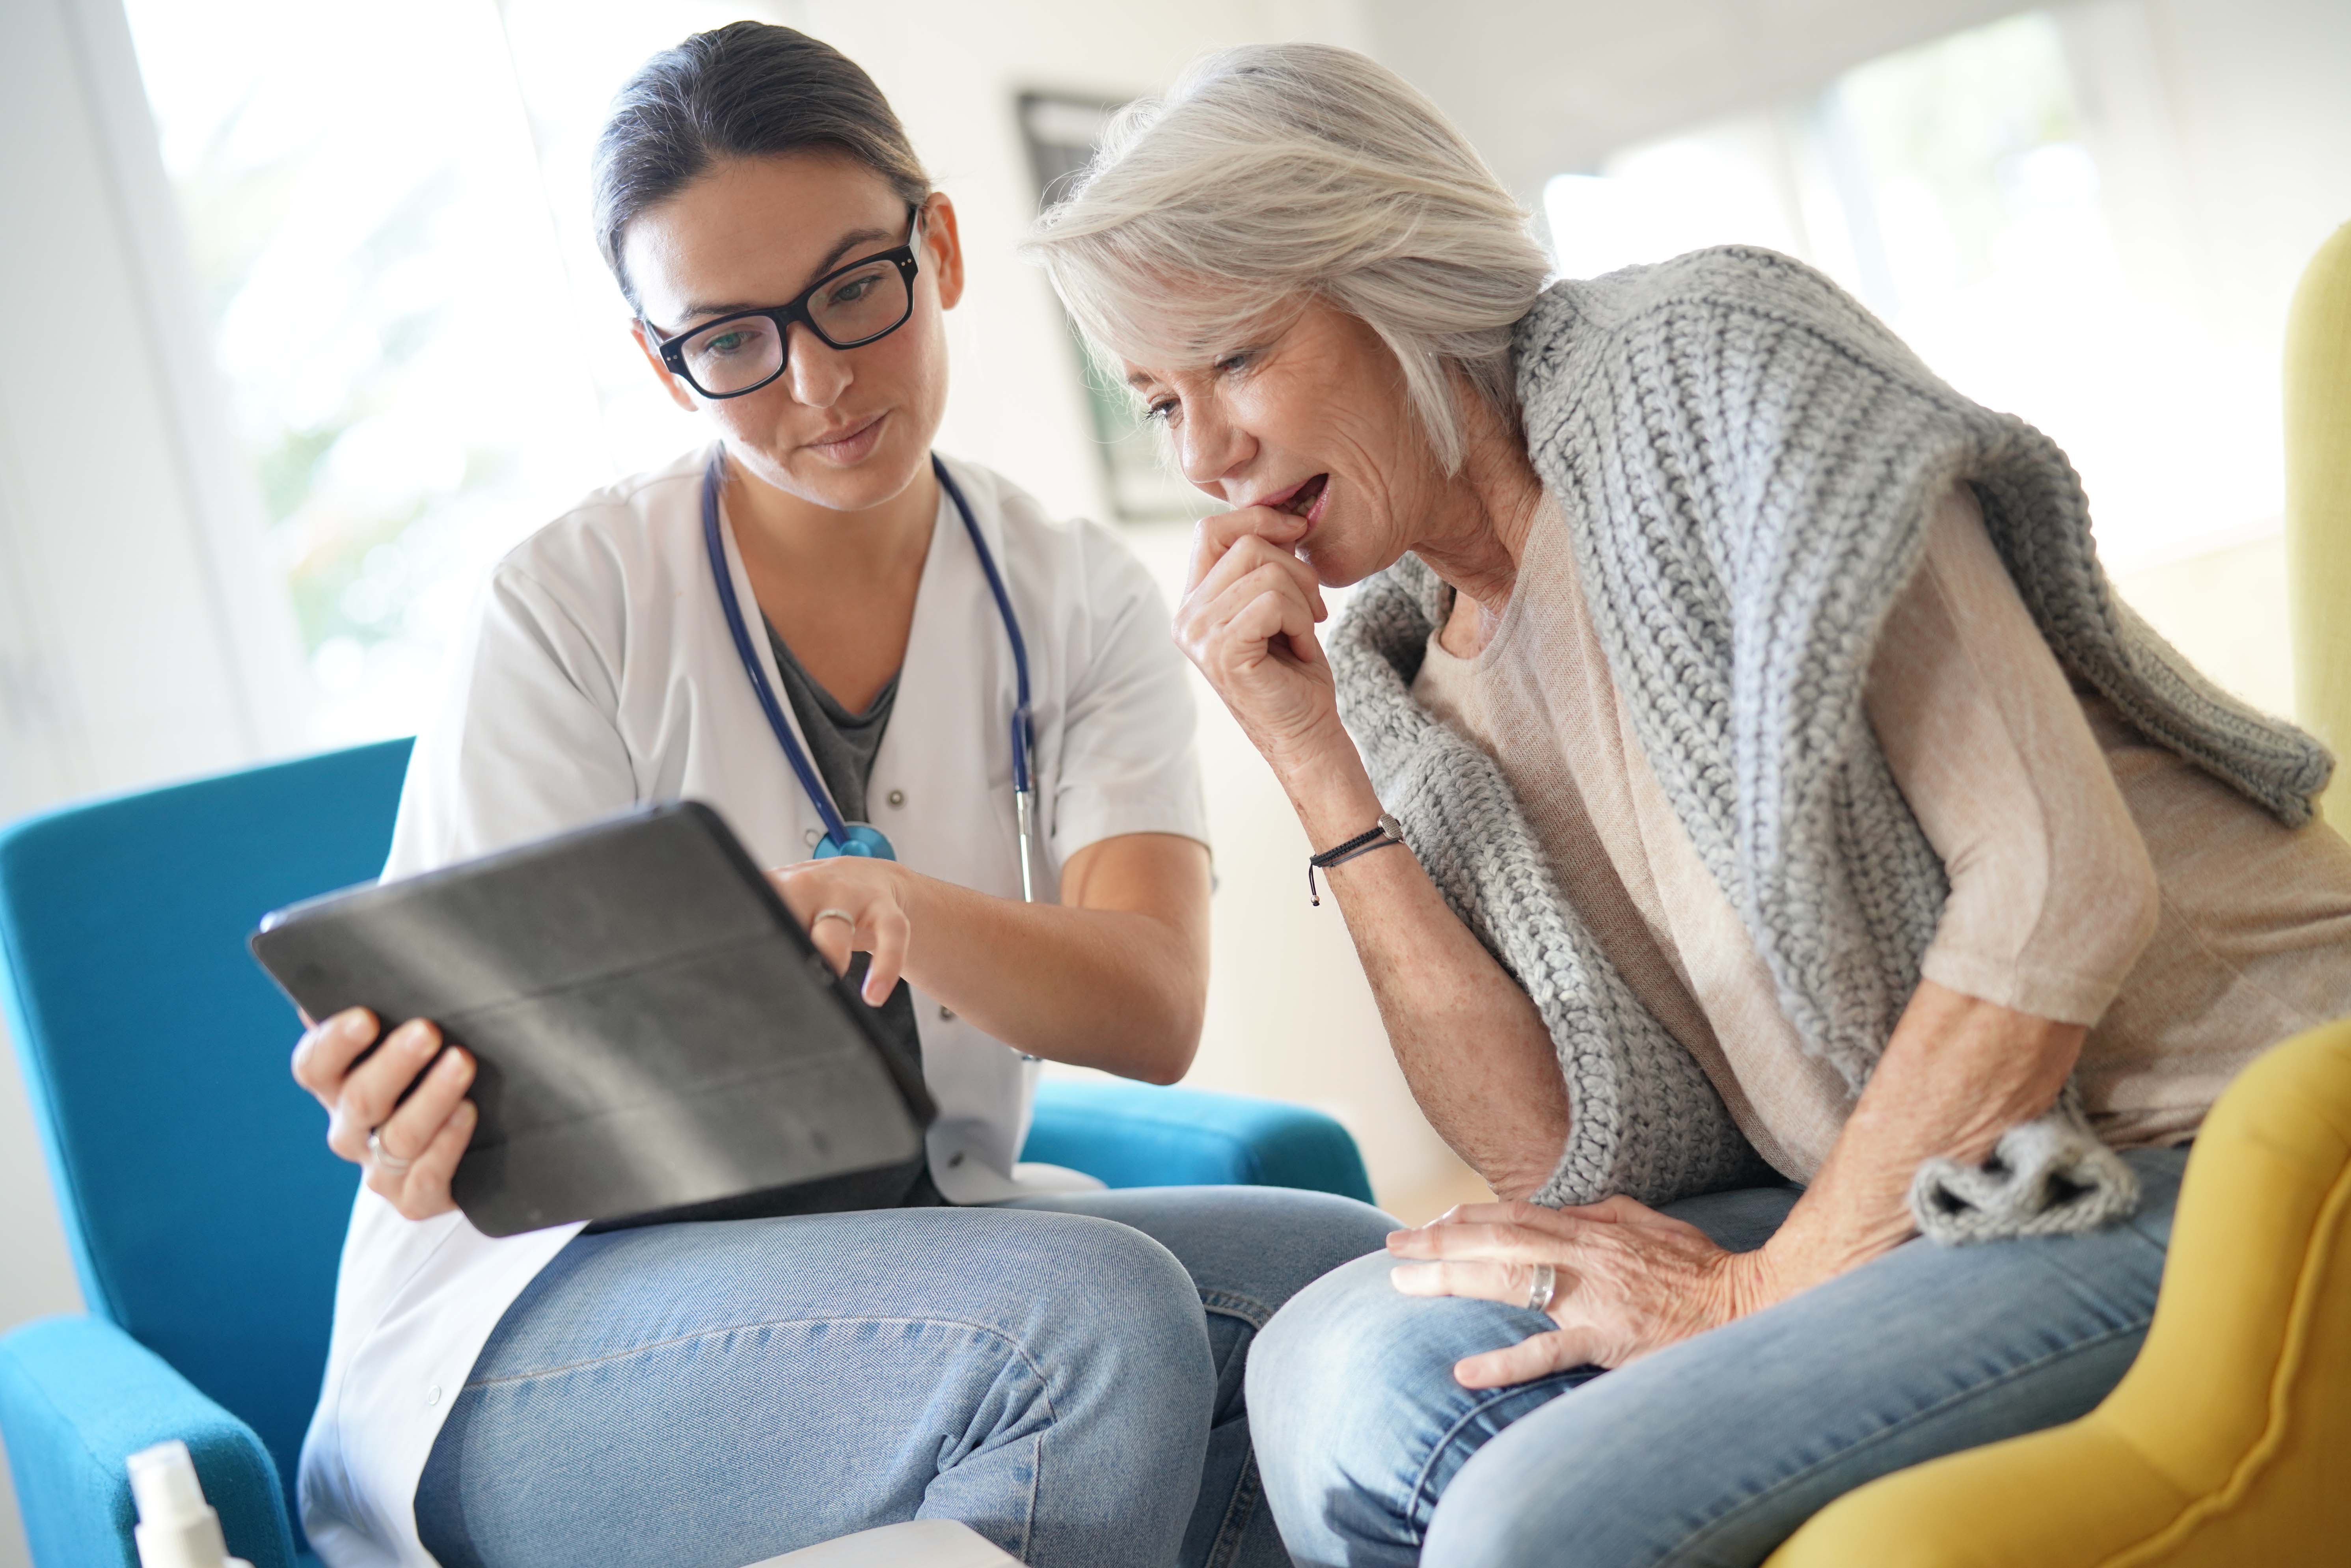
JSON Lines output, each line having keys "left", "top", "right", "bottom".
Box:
{"left": 251, "top": 801, "right": 935, "bottom": 1237}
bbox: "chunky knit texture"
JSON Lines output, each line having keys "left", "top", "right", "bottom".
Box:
{"left": 1332, "top": 246, "right": 2333, "bottom": 1240}
{"left": 1331, "top": 557, "right": 1773, "bottom": 1209}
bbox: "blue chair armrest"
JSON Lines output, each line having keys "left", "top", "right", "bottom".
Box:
{"left": 1024, "top": 1080, "right": 1375, "bottom": 1204}
{"left": 0, "top": 1316, "right": 298, "bottom": 1568}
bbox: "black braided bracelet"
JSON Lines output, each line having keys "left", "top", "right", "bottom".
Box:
{"left": 1307, "top": 812, "right": 1407, "bottom": 905}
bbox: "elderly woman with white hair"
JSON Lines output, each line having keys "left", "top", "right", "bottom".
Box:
{"left": 1030, "top": 42, "right": 2351, "bottom": 1568}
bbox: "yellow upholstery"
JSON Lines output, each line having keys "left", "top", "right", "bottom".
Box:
{"left": 1766, "top": 1017, "right": 2351, "bottom": 1567}
{"left": 2286, "top": 219, "right": 2351, "bottom": 825}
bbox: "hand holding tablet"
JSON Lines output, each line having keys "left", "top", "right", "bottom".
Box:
{"left": 257, "top": 803, "right": 934, "bottom": 1237}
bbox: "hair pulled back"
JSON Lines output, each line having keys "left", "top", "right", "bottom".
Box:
{"left": 592, "top": 21, "right": 930, "bottom": 309}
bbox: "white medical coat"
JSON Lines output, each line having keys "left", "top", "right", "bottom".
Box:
{"left": 296, "top": 447, "right": 1208, "bottom": 1566}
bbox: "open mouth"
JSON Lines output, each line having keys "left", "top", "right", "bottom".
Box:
{"left": 1274, "top": 473, "right": 1329, "bottom": 521}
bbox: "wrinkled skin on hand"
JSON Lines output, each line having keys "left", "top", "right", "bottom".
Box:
{"left": 1386, "top": 1196, "right": 1780, "bottom": 1387}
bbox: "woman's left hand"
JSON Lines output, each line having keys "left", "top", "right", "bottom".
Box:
{"left": 1386, "top": 1197, "right": 1781, "bottom": 1387}
{"left": 768, "top": 858, "right": 916, "bottom": 1006}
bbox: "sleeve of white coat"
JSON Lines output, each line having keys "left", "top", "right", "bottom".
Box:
{"left": 382, "top": 564, "right": 639, "bottom": 881}
{"left": 1049, "top": 527, "right": 1211, "bottom": 862}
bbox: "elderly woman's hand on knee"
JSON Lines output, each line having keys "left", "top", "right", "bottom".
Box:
{"left": 1386, "top": 1196, "right": 1780, "bottom": 1386}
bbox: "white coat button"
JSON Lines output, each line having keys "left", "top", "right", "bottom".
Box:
{"left": 427, "top": 1385, "right": 442, "bottom": 1407}
{"left": 939, "top": 1005, "right": 955, "bottom": 1021}
{"left": 887, "top": 789, "right": 906, "bottom": 808}
{"left": 804, "top": 828, "right": 822, "bottom": 847}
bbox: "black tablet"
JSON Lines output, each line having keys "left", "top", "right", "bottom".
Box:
{"left": 252, "top": 801, "right": 935, "bottom": 1237}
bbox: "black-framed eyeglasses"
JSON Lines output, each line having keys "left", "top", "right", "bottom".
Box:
{"left": 648, "top": 204, "right": 923, "bottom": 400}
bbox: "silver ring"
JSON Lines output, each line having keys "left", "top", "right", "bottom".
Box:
{"left": 1525, "top": 1261, "right": 1557, "bottom": 1314}
{"left": 810, "top": 907, "right": 856, "bottom": 931}
{"left": 366, "top": 1129, "right": 412, "bottom": 1177}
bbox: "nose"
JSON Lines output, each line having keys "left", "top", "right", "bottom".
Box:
{"left": 783, "top": 322, "right": 853, "bottom": 408}
{"left": 1175, "top": 402, "right": 1254, "bottom": 501}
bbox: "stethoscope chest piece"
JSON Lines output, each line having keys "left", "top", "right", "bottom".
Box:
{"left": 814, "top": 824, "right": 898, "bottom": 861}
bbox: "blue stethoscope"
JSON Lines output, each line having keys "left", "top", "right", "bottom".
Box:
{"left": 702, "top": 446, "right": 1041, "bottom": 902}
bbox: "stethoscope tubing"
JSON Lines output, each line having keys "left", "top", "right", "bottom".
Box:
{"left": 702, "top": 445, "right": 1040, "bottom": 901}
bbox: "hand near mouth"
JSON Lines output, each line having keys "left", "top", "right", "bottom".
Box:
{"left": 1174, "top": 502, "right": 1349, "bottom": 781}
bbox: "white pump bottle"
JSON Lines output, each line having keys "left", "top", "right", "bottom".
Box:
{"left": 126, "top": 1440, "right": 255, "bottom": 1568}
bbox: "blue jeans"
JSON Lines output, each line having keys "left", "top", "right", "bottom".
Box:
{"left": 414, "top": 1186, "right": 1393, "bottom": 1568}
{"left": 1246, "top": 1147, "right": 2187, "bottom": 1568}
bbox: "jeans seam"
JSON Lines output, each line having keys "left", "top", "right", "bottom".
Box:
{"left": 1649, "top": 1316, "right": 2152, "bottom": 1567}
{"left": 460, "top": 1312, "right": 1059, "bottom": 1426}
{"left": 1196, "top": 1285, "right": 1270, "bottom": 1564}
{"left": 1014, "top": 1430, "right": 1040, "bottom": 1564}
{"left": 1198, "top": 1288, "right": 1274, "bottom": 1330}
{"left": 1405, "top": 1373, "right": 1583, "bottom": 1544}
{"left": 1202, "top": 1451, "right": 1265, "bottom": 1568}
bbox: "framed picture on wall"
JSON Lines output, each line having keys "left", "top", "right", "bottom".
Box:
{"left": 1017, "top": 90, "right": 1203, "bottom": 525}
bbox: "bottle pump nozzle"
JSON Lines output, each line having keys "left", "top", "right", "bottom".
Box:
{"left": 126, "top": 1441, "right": 254, "bottom": 1568}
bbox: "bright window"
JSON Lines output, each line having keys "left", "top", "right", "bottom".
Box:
{"left": 122, "top": 0, "right": 734, "bottom": 743}
{"left": 1542, "top": 11, "right": 2279, "bottom": 576}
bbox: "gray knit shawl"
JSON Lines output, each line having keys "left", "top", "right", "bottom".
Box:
{"left": 1330, "top": 247, "right": 2332, "bottom": 1240}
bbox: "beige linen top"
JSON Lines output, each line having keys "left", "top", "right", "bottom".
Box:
{"left": 1414, "top": 485, "right": 2351, "bottom": 1181}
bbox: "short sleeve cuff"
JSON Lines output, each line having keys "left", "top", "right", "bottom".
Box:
{"left": 1921, "top": 944, "right": 2120, "bottom": 1029}
{"left": 1051, "top": 782, "right": 1211, "bottom": 868}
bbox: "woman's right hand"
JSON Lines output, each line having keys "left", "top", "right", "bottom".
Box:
{"left": 291, "top": 1007, "right": 477, "bottom": 1220}
{"left": 1174, "top": 507, "right": 1352, "bottom": 782}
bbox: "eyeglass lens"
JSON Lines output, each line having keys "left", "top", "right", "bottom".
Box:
{"left": 677, "top": 257, "right": 912, "bottom": 396}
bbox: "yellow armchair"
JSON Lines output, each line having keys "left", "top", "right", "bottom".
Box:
{"left": 1770, "top": 222, "right": 2351, "bottom": 1567}
{"left": 1766, "top": 1019, "right": 2351, "bottom": 1566}
{"left": 2287, "top": 219, "right": 2351, "bottom": 826}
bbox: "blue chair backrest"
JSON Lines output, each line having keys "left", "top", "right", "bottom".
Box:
{"left": 0, "top": 739, "right": 414, "bottom": 1527}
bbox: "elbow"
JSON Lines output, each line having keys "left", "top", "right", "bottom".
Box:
{"left": 1137, "top": 937, "right": 1208, "bottom": 1086}
{"left": 1134, "top": 1053, "right": 1192, "bottom": 1088}
{"left": 1136, "top": 997, "right": 1205, "bottom": 1085}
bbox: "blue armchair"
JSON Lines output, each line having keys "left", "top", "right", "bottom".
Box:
{"left": 0, "top": 739, "right": 1371, "bottom": 1568}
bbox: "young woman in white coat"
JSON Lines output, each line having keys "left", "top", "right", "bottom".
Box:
{"left": 283, "top": 23, "right": 1390, "bottom": 1568}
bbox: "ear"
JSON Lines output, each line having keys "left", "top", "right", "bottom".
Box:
{"left": 631, "top": 318, "right": 701, "bottom": 413}
{"left": 922, "top": 192, "right": 966, "bottom": 312}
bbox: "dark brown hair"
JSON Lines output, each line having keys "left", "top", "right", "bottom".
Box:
{"left": 592, "top": 21, "right": 930, "bottom": 309}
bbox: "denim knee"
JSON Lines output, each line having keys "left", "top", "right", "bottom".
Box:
{"left": 991, "top": 1209, "right": 1218, "bottom": 1397}
{"left": 1248, "top": 1255, "right": 1453, "bottom": 1553}
{"left": 1250, "top": 1251, "right": 1593, "bottom": 1566}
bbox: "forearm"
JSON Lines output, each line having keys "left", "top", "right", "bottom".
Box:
{"left": 1287, "top": 754, "right": 1569, "bottom": 1199}
{"left": 897, "top": 868, "right": 1206, "bottom": 1083}
{"left": 1751, "top": 979, "right": 2084, "bottom": 1300}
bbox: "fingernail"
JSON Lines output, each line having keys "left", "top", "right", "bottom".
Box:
{"left": 438, "top": 1051, "right": 468, "bottom": 1078}
{"left": 339, "top": 1012, "right": 370, "bottom": 1039}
